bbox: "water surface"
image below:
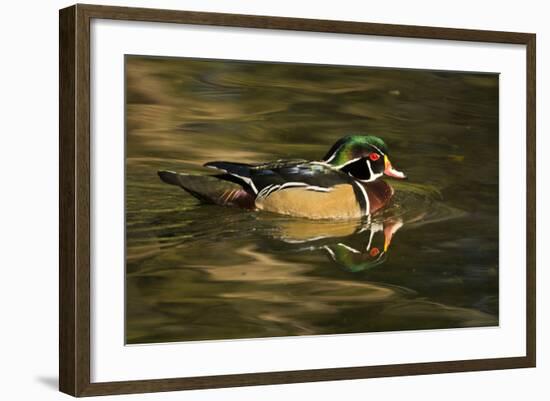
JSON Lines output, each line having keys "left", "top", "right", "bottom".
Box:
{"left": 125, "top": 56, "right": 499, "bottom": 344}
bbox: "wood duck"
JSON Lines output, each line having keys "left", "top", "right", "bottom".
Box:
{"left": 158, "top": 135, "right": 406, "bottom": 220}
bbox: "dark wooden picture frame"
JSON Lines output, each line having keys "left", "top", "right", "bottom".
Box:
{"left": 59, "top": 3, "right": 536, "bottom": 397}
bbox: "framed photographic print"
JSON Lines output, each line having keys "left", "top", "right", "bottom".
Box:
{"left": 59, "top": 4, "right": 536, "bottom": 397}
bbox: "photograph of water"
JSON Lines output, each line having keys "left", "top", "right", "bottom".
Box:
{"left": 125, "top": 56, "right": 498, "bottom": 344}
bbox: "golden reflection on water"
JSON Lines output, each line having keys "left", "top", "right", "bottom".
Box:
{"left": 125, "top": 56, "right": 499, "bottom": 344}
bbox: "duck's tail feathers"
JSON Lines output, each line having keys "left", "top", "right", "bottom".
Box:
{"left": 158, "top": 170, "right": 256, "bottom": 209}
{"left": 158, "top": 170, "right": 183, "bottom": 186}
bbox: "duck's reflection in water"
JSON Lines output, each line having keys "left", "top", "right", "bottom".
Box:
{"left": 253, "top": 179, "right": 468, "bottom": 273}
{"left": 126, "top": 192, "right": 496, "bottom": 343}
{"left": 267, "top": 217, "right": 403, "bottom": 273}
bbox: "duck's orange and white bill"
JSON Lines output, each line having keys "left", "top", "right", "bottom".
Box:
{"left": 383, "top": 155, "right": 406, "bottom": 179}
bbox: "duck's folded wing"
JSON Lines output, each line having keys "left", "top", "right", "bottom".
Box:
{"left": 202, "top": 159, "right": 357, "bottom": 201}
{"left": 203, "top": 159, "right": 309, "bottom": 194}
{"left": 250, "top": 161, "right": 354, "bottom": 199}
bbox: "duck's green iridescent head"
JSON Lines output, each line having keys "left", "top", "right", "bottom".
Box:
{"left": 322, "top": 135, "right": 406, "bottom": 182}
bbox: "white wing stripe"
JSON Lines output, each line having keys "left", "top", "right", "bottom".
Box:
{"left": 205, "top": 165, "right": 259, "bottom": 194}
{"left": 228, "top": 173, "right": 258, "bottom": 194}
{"left": 259, "top": 181, "right": 332, "bottom": 199}
{"left": 370, "top": 144, "right": 385, "bottom": 156}
{"left": 206, "top": 166, "right": 333, "bottom": 198}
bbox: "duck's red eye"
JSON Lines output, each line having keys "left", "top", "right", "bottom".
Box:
{"left": 370, "top": 247, "right": 380, "bottom": 257}
{"left": 369, "top": 153, "right": 380, "bottom": 161}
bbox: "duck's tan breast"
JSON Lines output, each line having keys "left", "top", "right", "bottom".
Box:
{"left": 255, "top": 184, "right": 362, "bottom": 220}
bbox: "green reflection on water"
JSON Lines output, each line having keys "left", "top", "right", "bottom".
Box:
{"left": 125, "top": 56, "right": 499, "bottom": 344}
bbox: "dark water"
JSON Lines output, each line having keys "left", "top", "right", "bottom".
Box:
{"left": 125, "top": 56, "right": 499, "bottom": 344}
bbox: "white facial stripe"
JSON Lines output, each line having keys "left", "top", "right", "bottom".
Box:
{"left": 365, "top": 222, "right": 383, "bottom": 251}
{"left": 366, "top": 159, "right": 374, "bottom": 176}
{"left": 366, "top": 229, "right": 375, "bottom": 251}
{"left": 326, "top": 142, "right": 385, "bottom": 168}
{"left": 324, "top": 143, "right": 344, "bottom": 163}
{"left": 370, "top": 144, "right": 385, "bottom": 156}
{"left": 360, "top": 159, "right": 383, "bottom": 183}
{"left": 333, "top": 157, "right": 361, "bottom": 170}
{"left": 339, "top": 158, "right": 382, "bottom": 182}
{"left": 337, "top": 243, "right": 360, "bottom": 254}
